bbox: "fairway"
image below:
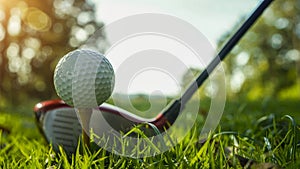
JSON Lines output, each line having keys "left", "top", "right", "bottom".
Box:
{"left": 0, "top": 98, "right": 299, "bottom": 168}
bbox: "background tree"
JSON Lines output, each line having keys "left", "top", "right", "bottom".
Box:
{"left": 219, "top": 0, "right": 300, "bottom": 100}
{"left": 179, "top": 0, "right": 300, "bottom": 102}
{"left": 0, "top": 0, "right": 105, "bottom": 111}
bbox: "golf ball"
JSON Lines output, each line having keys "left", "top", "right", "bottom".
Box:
{"left": 54, "top": 49, "right": 115, "bottom": 108}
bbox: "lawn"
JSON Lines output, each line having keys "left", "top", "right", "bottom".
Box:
{"left": 0, "top": 98, "right": 299, "bottom": 168}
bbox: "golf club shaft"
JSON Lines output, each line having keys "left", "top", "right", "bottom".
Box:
{"left": 163, "top": 0, "right": 274, "bottom": 121}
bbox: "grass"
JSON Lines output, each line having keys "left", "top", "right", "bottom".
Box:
{"left": 0, "top": 98, "right": 299, "bottom": 168}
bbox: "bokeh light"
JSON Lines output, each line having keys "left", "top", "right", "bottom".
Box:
{"left": 24, "top": 7, "right": 52, "bottom": 32}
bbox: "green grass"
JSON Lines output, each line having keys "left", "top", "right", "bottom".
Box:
{"left": 0, "top": 99, "right": 299, "bottom": 168}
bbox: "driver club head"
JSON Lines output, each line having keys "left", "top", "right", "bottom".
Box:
{"left": 34, "top": 100, "right": 170, "bottom": 154}
{"left": 34, "top": 100, "right": 82, "bottom": 154}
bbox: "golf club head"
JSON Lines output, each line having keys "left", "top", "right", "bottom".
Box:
{"left": 34, "top": 100, "right": 171, "bottom": 154}
{"left": 34, "top": 100, "right": 82, "bottom": 154}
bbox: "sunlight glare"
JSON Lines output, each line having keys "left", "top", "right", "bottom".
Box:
{"left": 7, "top": 15, "right": 21, "bottom": 36}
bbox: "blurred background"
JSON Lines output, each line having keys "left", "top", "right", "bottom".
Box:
{"left": 0, "top": 0, "right": 104, "bottom": 113}
{"left": 0, "top": 0, "right": 299, "bottom": 124}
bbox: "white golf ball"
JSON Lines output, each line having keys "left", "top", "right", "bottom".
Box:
{"left": 54, "top": 49, "right": 115, "bottom": 108}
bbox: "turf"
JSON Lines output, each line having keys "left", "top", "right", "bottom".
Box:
{"left": 0, "top": 99, "right": 299, "bottom": 168}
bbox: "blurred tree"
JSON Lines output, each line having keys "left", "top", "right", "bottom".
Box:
{"left": 219, "top": 0, "right": 300, "bottom": 99}
{"left": 0, "top": 0, "right": 105, "bottom": 109}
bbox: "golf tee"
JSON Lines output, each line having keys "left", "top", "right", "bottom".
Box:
{"left": 76, "top": 108, "right": 92, "bottom": 147}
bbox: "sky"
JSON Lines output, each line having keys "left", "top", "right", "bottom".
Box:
{"left": 92, "top": 0, "right": 261, "bottom": 95}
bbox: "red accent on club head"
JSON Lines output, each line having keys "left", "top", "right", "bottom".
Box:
{"left": 153, "top": 113, "right": 169, "bottom": 129}
{"left": 33, "top": 99, "right": 70, "bottom": 113}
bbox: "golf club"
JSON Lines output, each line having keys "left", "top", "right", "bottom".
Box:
{"left": 34, "top": 0, "right": 273, "bottom": 153}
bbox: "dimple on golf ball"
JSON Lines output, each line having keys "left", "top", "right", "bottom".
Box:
{"left": 54, "top": 49, "right": 115, "bottom": 108}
